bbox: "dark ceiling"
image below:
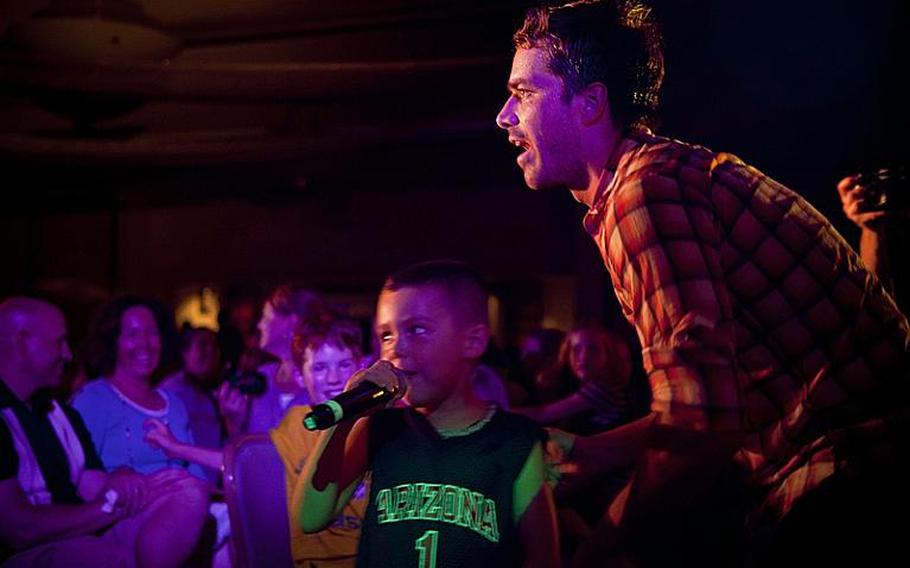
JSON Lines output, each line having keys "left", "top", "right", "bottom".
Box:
{"left": 0, "top": 0, "right": 536, "bottom": 210}
{"left": 0, "top": 1, "right": 905, "bottom": 210}
{"left": 0, "top": 0, "right": 905, "bottom": 326}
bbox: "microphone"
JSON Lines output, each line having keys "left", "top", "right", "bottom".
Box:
{"left": 303, "top": 379, "right": 405, "bottom": 431}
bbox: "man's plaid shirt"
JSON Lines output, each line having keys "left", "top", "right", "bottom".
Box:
{"left": 583, "top": 131, "right": 909, "bottom": 526}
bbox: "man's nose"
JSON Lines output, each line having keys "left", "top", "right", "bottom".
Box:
{"left": 496, "top": 97, "right": 517, "bottom": 129}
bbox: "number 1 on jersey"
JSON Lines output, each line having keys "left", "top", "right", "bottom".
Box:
{"left": 415, "top": 529, "right": 439, "bottom": 568}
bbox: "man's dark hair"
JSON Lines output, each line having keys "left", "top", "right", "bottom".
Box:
{"left": 383, "top": 260, "right": 489, "bottom": 326}
{"left": 514, "top": 0, "right": 664, "bottom": 131}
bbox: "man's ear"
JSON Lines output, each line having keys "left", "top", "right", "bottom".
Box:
{"left": 463, "top": 324, "right": 491, "bottom": 359}
{"left": 578, "top": 82, "right": 610, "bottom": 126}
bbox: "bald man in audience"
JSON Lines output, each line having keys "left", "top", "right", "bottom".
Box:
{"left": 0, "top": 297, "right": 209, "bottom": 568}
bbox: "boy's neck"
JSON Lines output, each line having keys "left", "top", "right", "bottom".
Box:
{"left": 419, "top": 380, "right": 490, "bottom": 432}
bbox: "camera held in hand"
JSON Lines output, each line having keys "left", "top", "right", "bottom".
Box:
{"left": 855, "top": 167, "right": 909, "bottom": 213}
{"left": 223, "top": 367, "right": 267, "bottom": 396}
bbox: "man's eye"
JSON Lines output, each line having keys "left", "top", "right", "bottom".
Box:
{"left": 410, "top": 325, "right": 427, "bottom": 336}
{"left": 514, "top": 88, "right": 532, "bottom": 100}
{"left": 312, "top": 364, "right": 327, "bottom": 373}
{"left": 379, "top": 332, "right": 393, "bottom": 343}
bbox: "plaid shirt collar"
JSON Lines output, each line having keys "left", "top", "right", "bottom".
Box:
{"left": 582, "top": 131, "right": 652, "bottom": 235}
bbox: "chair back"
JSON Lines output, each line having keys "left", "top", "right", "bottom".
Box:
{"left": 223, "top": 433, "right": 293, "bottom": 568}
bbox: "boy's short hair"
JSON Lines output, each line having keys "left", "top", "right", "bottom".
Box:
{"left": 294, "top": 317, "right": 364, "bottom": 365}
{"left": 382, "top": 260, "right": 489, "bottom": 326}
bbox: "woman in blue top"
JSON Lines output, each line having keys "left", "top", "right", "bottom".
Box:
{"left": 72, "top": 296, "right": 206, "bottom": 481}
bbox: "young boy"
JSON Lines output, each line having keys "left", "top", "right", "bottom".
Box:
{"left": 273, "top": 319, "right": 369, "bottom": 568}
{"left": 299, "top": 261, "right": 559, "bottom": 567}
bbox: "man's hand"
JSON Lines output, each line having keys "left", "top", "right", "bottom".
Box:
{"left": 103, "top": 469, "right": 148, "bottom": 517}
{"left": 544, "top": 427, "right": 579, "bottom": 490}
{"left": 545, "top": 427, "right": 577, "bottom": 462}
{"left": 838, "top": 174, "right": 890, "bottom": 229}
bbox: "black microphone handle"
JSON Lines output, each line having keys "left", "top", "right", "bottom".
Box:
{"left": 303, "top": 380, "right": 394, "bottom": 430}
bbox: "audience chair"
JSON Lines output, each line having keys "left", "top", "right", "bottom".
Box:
{"left": 223, "top": 433, "right": 293, "bottom": 568}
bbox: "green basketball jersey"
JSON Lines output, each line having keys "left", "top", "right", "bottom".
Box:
{"left": 356, "top": 407, "right": 543, "bottom": 568}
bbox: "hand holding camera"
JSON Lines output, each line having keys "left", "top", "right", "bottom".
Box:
{"left": 838, "top": 167, "right": 908, "bottom": 229}
{"left": 215, "top": 368, "right": 261, "bottom": 436}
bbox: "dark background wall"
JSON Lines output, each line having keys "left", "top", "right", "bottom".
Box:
{"left": 0, "top": 0, "right": 905, "bottom": 346}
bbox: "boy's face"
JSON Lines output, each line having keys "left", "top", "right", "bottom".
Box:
{"left": 303, "top": 342, "right": 358, "bottom": 405}
{"left": 375, "top": 284, "right": 469, "bottom": 410}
